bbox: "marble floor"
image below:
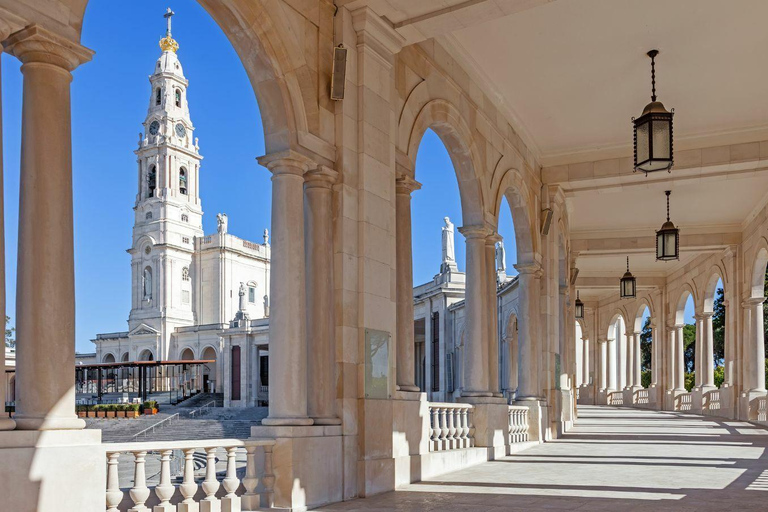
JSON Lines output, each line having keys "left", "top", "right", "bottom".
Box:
{"left": 320, "top": 405, "right": 768, "bottom": 511}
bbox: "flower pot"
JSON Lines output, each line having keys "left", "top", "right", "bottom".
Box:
{"left": 96, "top": 411, "right": 106, "bottom": 418}
{"left": 143, "top": 409, "right": 153, "bottom": 415}
{"left": 87, "top": 411, "right": 96, "bottom": 418}
{"left": 106, "top": 411, "right": 116, "bottom": 418}
{"left": 77, "top": 411, "right": 86, "bottom": 418}
{"left": 127, "top": 411, "right": 139, "bottom": 419}
{"left": 116, "top": 411, "right": 126, "bottom": 418}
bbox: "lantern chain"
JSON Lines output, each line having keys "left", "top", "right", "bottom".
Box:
{"left": 665, "top": 190, "right": 671, "bottom": 222}
{"left": 648, "top": 49, "right": 658, "bottom": 102}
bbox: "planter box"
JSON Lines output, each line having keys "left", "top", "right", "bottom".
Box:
{"left": 116, "top": 411, "right": 126, "bottom": 418}
{"left": 106, "top": 411, "right": 116, "bottom": 418}
{"left": 86, "top": 411, "right": 96, "bottom": 418}
{"left": 143, "top": 408, "right": 158, "bottom": 415}
{"left": 126, "top": 411, "right": 139, "bottom": 419}
{"left": 77, "top": 411, "right": 86, "bottom": 418}
{"left": 96, "top": 411, "right": 106, "bottom": 418}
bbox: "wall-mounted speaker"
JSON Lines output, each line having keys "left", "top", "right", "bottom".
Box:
{"left": 330, "top": 44, "right": 347, "bottom": 101}
{"left": 541, "top": 208, "right": 553, "bottom": 235}
{"left": 570, "top": 267, "right": 579, "bottom": 285}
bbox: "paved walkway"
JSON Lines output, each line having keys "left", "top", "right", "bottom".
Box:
{"left": 321, "top": 406, "right": 768, "bottom": 511}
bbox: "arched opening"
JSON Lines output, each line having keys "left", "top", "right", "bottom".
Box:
{"left": 635, "top": 304, "right": 652, "bottom": 388}
{"left": 607, "top": 314, "right": 627, "bottom": 392}
{"left": 749, "top": 246, "right": 768, "bottom": 392}
{"left": 155, "top": 87, "right": 162, "bottom": 105}
{"left": 180, "top": 348, "right": 194, "bottom": 361}
{"left": 675, "top": 290, "right": 696, "bottom": 391}
{"left": 138, "top": 349, "right": 154, "bottom": 361}
{"left": 102, "top": 353, "right": 115, "bottom": 364}
{"left": 575, "top": 320, "right": 584, "bottom": 388}
{"left": 179, "top": 167, "right": 187, "bottom": 195}
{"left": 703, "top": 274, "right": 726, "bottom": 388}
{"left": 201, "top": 346, "right": 217, "bottom": 394}
{"left": 147, "top": 165, "right": 157, "bottom": 198}
{"left": 121, "top": 352, "right": 129, "bottom": 362}
{"left": 175, "top": 88, "right": 182, "bottom": 107}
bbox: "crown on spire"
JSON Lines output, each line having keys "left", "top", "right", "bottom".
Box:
{"left": 159, "top": 7, "right": 179, "bottom": 53}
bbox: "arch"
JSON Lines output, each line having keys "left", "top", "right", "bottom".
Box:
{"left": 674, "top": 283, "right": 697, "bottom": 326}
{"left": 155, "top": 87, "right": 162, "bottom": 106}
{"left": 138, "top": 349, "right": 154, "bottom": 361}
{"left": 703, "top": 266, "right": 726, "bottom": 313}
{"left": 750, "top": 239, "right": 768, "bottom": 298}
{"left": 147, "top": 165, "right": 157, "bottom": 198}
{"left": 179, "top": 347, "right": 194, "bottom": 361}
{"left": 400, "top": 99, "right": 486, "bottom": 226}
{"left": 121, "top": 352, "right": 129, "bottom": 362}
{"left": 493, "top": 167, "right": 538, "bottom": 264}
{"left": 179, "top": 167, "right": 188, "bottom": 195}
{"left": 632, "top": 297, "right": 654, "bottom": 333}
{"left": 175, "top": 87, "right": 182, "bottom": 107}
{"left": 200, "top": 345, "right": 218, "bottom": 393}
{"left": 102, "top": 353, "right": 116, "bottom": 363}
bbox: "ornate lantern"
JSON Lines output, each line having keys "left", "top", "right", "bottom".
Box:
{"left": 620, "top": 257, "right": 636, "bottom": 299}
{"left": 633, "top": 50, "right": 674, "bottom": 174}
{"left": 656, "top": 190, "right": 679, "bottom": 261}
{"left": 574, "top": 291, "right": 584, "bottom": 319}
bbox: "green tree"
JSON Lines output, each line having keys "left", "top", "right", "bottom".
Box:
{"left": 683, "top": 323, "right": 696, "bottom": 372}
{"left": 640, "top": 316, "right": 652, "bottom": 372}
{"left": 4, "top": 316, "right": 14, "bottom": 349}
{"left": 712, "top": 287, "right": 725, "bottom": 366}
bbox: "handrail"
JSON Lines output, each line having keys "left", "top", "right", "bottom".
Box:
{"left": 131, "top": 413, "right": 179, "bottom": 441}
{"left": 187, "top": 399, "right": 217, "bottom": 418}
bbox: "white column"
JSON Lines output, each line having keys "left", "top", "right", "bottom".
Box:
{"left": 624, "top": 330, "right": 633, "bottom": 390}
{"left": 258, "top": 150, "right": 314, "bottom": 426}
{"left": 486, "top": 233, "right": 502, "bottom": 397}
{"left": 395, "top": 174, "right": 421, "bottom": 392}
{"left": 675, "top": 325, "right": 686, "bottom": 392}
{"left": 305, "top": 166, "right": 340, "bottom": 424}
{"left": 745, "top": 298, "right": 766, "bottom": 392}
{"left": 694, "top": 314, "right": 704, "bottom": 388}
{"left": 582, "top": 338, "right": 590, "bottom": 387}
{"left": 459, "top": 226, "right": 491, "bottom": 397}
{"left": 632, "top": 331, "right": 642, "bottom": 388}
{"left": 607, "top": 338, "right": 617, "bottom": 391}
{"left": 514, "top": 262, "right": 543, "bottom": 399}
{"left": 6, "top": 26, "right": 92, "bottom": 430}
{"left": 666, "top": 327, "right": 676, "bottom": 392}
{"left": 650, "top": 319, "right": 659, "bottom": 388}
{"left": 507, "top": 329, "right": 519, "bottom": 396}
{"left": 599, "top": 338, "right": 607, "bottom": 391}
{"left": 0, "top": 39, "right": 13, "bottom": 431}
{"left": 618, "top": 331, "right": 627, "bottom": 390}
{"left": 700, "top": 312, "right": 715, "bottom": 390}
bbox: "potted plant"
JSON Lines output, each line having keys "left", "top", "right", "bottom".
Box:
{"left": 127, "top": 403, "right": 140, "bottom": 419}
{"left": 143, "top": 400, "right": 158, "bottom": 415}
{"left": 115, "top": 404, "right": 126, "bottom": 419}
{"left": 86, "top": 405, "right": 96, "bottom": 418}
{"left": 95, "top": 405, "right": 106, "bottom": 418}
{"left": 76, "top": 405, "right": 87, "bottom": 418}
{"left": 105, "top": 404, "right": 116, "bottom": 419}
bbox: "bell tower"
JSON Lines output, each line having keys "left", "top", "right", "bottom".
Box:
{"left": 128, "top": 7, "right": 203, "bottom": 360}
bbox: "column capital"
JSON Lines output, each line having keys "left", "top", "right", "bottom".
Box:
{"left": 257, "top": 149, "right": 316, "bottom": 176}
{"left": 597, "top": 337, "right": 608, "bottom": 344}
{"left": 395, "top": 173, "right": 421, "bottom": 195}
{"left": 4, "top": 25, "right": 93, "bottom": 71}
{"left": 743, "top": 297, "right": 765, "bottom": 307}
{"left": 304, "top": 165, "right": 338, "bottom": 189}
{"left": 486, "top": 232, "right": 503, "bottom": 245}
{"left": 694, "top": 312, "right": 713, "bottom": 320}
{"left": 351, "top": 7, "right": 406, "bottom": 58}
{"left": 458, "top": 224, "right": 491, "bottom": 240}
{"left": 513, "top": 262, "right": 542, "bottom": 277}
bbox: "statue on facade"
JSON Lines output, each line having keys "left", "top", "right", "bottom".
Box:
{"left": 143, "top": 267, "right": 152, "bottom": 301}
{"left": 496, "top": 240, "right": 506, "bottom": 272}
{"left": 263, "top": 228, "right": 269, "bottom": 245}
{"left": 238, "top": 282, "right": 247, "bottom": 311}
{"left": 442, "top": 217, "right": 456, "bottom": 263}
{"left": 217, "top": 213, "right": 228, "bottom": 234}
{"left": 263, "top": 294, "right": 270, "bottom": 317}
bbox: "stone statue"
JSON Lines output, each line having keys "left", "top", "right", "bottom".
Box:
{"left": 216, "top": 213, "right": 228, "bottom": 234}
{"left": 263, "top": 294, "right": 270, "bottom": 317}
{"left": 496, "top": 240, "right": 506, "bottom": 272}
{"left": 143, "top": 267, "right": 152, "bottom": 300}
{"left": 238, "top": 282, "right": 247, "bottom": 311}
{"left": 442, "top": 217, "right": 456, "bottom": 264}
{"left": 263, "top": 228, "right": 269, "bottom": 245}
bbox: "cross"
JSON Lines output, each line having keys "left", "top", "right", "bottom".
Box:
{"left": 164, "top": 7, "right": 174, "bottom": 37}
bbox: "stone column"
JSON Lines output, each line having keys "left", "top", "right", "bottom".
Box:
{"left": 305, "top": 166, "right": 341, "bottom": 424}
{"left": 617, "top": 331, "right": 627, "bottom": 390}
{"left": 0, "top": 37, "right": 12, "bottom": 431}
{"left": 486, "top": 233, "right": 502, "bottom": 396}
{"left": 5, "top": 26, "right": 92, "bottom": 430}
{"left": 694, "top": 314, "right": 704, "bottom": 388}
{"left": 666, "top": 327, "right": 676, "bottom": 391}
{"left": 507, "top": 329, "right": 519, "bottom": 397}
{"left": 599, "top": 338, "right": 608, "bottom": 391}
{"left": 514, "top": 262, "right": 543, "bottom": 399}
{"left": 700, "top": 312, "right": 715, "bottom": 390}
{"left": 744, "top": 298, "right": 766, "bottom": 392}
{"left": 632, "top": 331, "right": 642, "bottom": 388}
{"left": 624, "top": 331, "right": 633, "bottom": 390}
{"left": 395, "top": 174, "right": 421, "bottom": 392}
{"left": 607, "top": 338, "right": 617, "bottom": 391}
{"left": 675, "top": 325, "right": 686, "bottom": 392}
{"left": 458, "top": 226, "right": 491, "bottom": 397}
{"left": 258, "top": 150, "right": 315, "bottom": 426}
{"left": 582, "top": 337, "right": 590, "bottom": 387}
{"left": 650, "top": 319, "right": 659, "bottom": 387}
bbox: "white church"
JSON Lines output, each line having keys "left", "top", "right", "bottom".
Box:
{"left": 90, "top": 15, "right": 271, "bottom": 406}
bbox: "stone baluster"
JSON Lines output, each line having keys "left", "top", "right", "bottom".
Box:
{"left": 178, "top": 448, "right": 198, "bottom": 512}
{"left": 129, "top": 451, "right": 150, "bottom": 512}
{"left": 106, "top": 452, "right": 123, "bottom": 512}
{"left": 395, "top": 174, "right": 421, "bottom": 392}
{"left": 468, "top": 409, "right": 476, "bottom": 447}
{"left": 221, "top": 446, "right": 241, "bottom": 512}
{"left": 200, "top": 447, "right": 220, "bottom": 512}
{"left": 262, "top": 445, "right": 275, "bottom": 509}
{"left": 242, "top": 445, "right": 260, "bottom": 511}
{"left": 5, "top": 24, "right": 93, "bottom": 431}
{"left": 258, "top": 151, "right": 315, "bottom": 426}
{"left": 430, "top": 407, "right": 440, "bottom": 450}
{"left": 447, "top": 407, "right": 457, "bottom": 449}
{"left": 154, "top": 449, "right": 174, "bottom": 511}
{"left": 439, "top": 407, "right": 449, "bottom": 451}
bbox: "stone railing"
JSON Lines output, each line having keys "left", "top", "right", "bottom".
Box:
{"left": 608, "top": 391, "right": 623, "bottom": 406}
{"left": 705, "top": 389, "right": 721, "bottom": 415}
{"left": 757, "top": 396, "right": 768, "bottom": 422}
{"left": 676, "top": 392, "right": 692, "bottom": 411}
{"left": 105, "top": 438, "right": 275, "bottom": 511}
{"left": 507, "top": 405, "right": 529, "bottom": 444}
{"left": 635, "top": 388, "right": 649, "bottom": 406}
{"left": 428, "top": 402, "right": 474, "bottom": 452}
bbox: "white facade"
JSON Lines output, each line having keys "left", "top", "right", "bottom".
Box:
{"left": 91, "top": 25, "right": 270, "bottom": 405}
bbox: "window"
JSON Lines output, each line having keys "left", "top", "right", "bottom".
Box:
{"left": 175, "top": 89, "right": 182, "bottom": 107}
{"left": 182, "top": 267, "right": 190, "bottom": 281}
{"left": 431, "top": 312, "right": 440, "bottom": 392}
{"left": 260, "top": 355, "right": 269, "bottom": 386}
{"left": 181, "top": 214, "right": 189, "bottom": 222}
{"left": 248, "top": 286, "right": 256, "bottom": 303}
{"left": 182, "top": 290, "right": 190, "bottom": 304}
{"left": 182, "top": 237, "right": 190, "bottom": 244}
{"left": 145, "top": 212, "right": 152, "bottom": 220}
{"left": 148, "top": 166, "right": 157, "bottom": 198}
{"left": 179, "top": 168, "right": 187, "bottom": 195}
{"left": 155, "top": 88, "right": 162, "bottom": 105}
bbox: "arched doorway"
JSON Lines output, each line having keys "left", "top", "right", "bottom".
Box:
{"left": 201, "top": 346, "right": 217, "bottom": 393}
{"left": 138, "top": 349, "right": 154, "bottom": 362}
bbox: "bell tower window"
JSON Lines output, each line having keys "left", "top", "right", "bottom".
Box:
{"left": 175, "top": 89, "right": 182, "bottom": 107}
{"left": 155, "top": 88, "right": 162, "bottom": 106}
{"left": 148, "top": 165, "right": 157, "bottom": 198}
{"left": 179, "top": 168, "right": 188, "bottom": 195}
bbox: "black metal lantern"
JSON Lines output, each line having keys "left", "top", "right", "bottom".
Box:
{"left": 620, "top": 257, "right": 636, "bottom": 299}
{"left": 656, "top": 190, "right": 679, "bottom": 261}
{"left": 633, "top": 50, "right": 674, "bottom": 174}
{"left": 575, "top": 291, "right": 584, "bottom": 319}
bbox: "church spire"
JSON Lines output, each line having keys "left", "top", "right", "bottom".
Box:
{"left": 159, "top": 7, "right": 179, "bottom": 53}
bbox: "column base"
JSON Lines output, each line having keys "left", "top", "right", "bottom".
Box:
{"left": 261, "top": 416, "right": 315, "bottom": 427}
{"left": 13, "top": 414, "right": 86, "bottom": 431}
{"left": 461, "top": 390, "right": 494, "bottom": 398}
{"left": 396, "top": 384, "right": 421, "bottom": 392}
{"left": 0, "top": 417, "right": 15, "bottom": 430}
{"left": 312, "top": 416, "right": 342, "bottom": 425}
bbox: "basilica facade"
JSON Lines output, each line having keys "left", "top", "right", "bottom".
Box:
{"left": 91, "top": 22, "right": 270, "bottom": 405}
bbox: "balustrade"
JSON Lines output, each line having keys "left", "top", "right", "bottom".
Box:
{"left": 635, "top": 388, "right": 649, "bottom": 406}
{"left": 105, "top": 438, "right": 275, "bottom": 512}
{"left": 609, "top": 391, "right": 623, "bottom": 406}
{"left": 676, "top": 392, "right": 692, "bottom": 411}
{"left": 428, "top": 403, "right": 474, "bottom": 451}
{"left": 507, "top": 406, "right": 530, "bottom": 444}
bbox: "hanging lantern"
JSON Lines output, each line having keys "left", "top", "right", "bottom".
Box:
{"left": 620, "top": 257, "right": 636, "bottom": 299}
{"left": 656, "top": 190, "right": 679, "bottom": 261}
{"left": 633, "top": 50, "right": 674, "bottom": 174}
{"left": 575, "top": 291, "right": 584, "bottom": 319}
